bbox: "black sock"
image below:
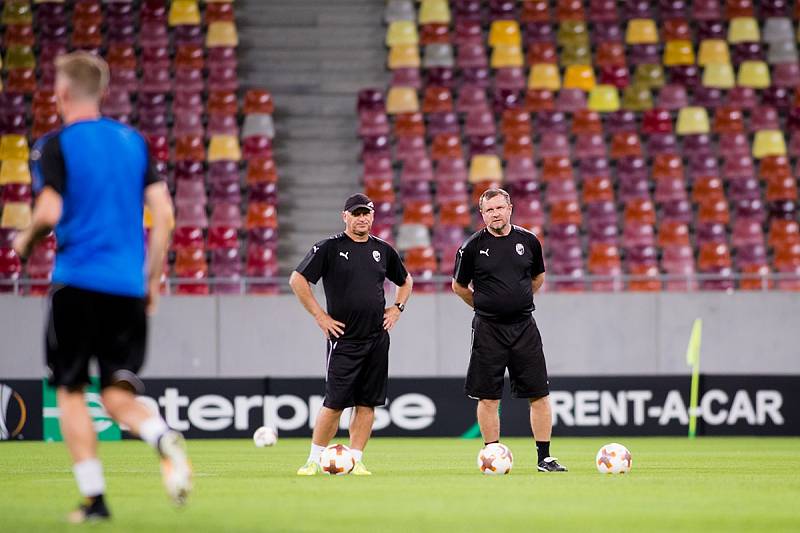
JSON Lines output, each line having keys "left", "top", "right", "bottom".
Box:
{"left": 536, "top": 441, "right": 550, "bottom": 462}
{"left": 484, "top": 440, "right": 499, "bottom": 446}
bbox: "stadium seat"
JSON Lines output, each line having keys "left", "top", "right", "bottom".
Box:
{"left": 621, "top": 84, "right": 653, "bottom": 111}
{"left": 489, "top": 20, "right": 522, "bottom": 47}
{"left": 207, "top": 135, "right": 241, "bottom": 162}
{"left": 626, "top": 19, "right": 658, "bottom": 44}
{"left": 676, "top": 107, "right": 710, "bottom": 135}
{"left": 527, "top": 64, "right": 560, "bottom": 90}
{"left": 241, "top": 114, "right": 275, "bottom": 139}
{"left": 0, "top": 160, "right": 30, "bottom": 185}
{"left": 385, "top": 0, "right": 415, "bottom": 23}
{"left": 386, "top": 21, "right": 418, "bottom": 46}
{"left": 587, "top": 85, "right": 620, "bottom": 112}
{"left": 563, "top": 65, "right": 595, "bottom": 91}
{"left": 752, "top": 130, "right": 786, "bottom": 158}
{"left": 491, "top": 45, "right": 524, "bottom": 68}
{"left": 737, "top": 61, "right": 771, "bottom": 88}
{"left": 386, "top": 87, "right": 419, "bottom": 114}
{"left": 418, "top": 0, "right": 450, "bottom": 25}
{"left": 697, "top": 39, "right": 730, "bottom": 66}
{"left": 0, "top": 202, "right": 31, "bottom": 230}
{"left": 727, "top": 17, "right": 759, "bottom": 43}
{"left": 206, "top": 22, "right": 238, "bottom": 47}
{"left": 168, "top": 0, "right": 200, "bottom": 26}
{"left": 0, "top": 135, "right": 29, "bottom": 161}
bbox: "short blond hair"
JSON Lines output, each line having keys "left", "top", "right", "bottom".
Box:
{"left": 55, "top": 52, "right": 110, "bottom": 101}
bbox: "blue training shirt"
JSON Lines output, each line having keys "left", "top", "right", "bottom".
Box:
{"left": 31, "top": 118, "right": 162, "bottom": 298}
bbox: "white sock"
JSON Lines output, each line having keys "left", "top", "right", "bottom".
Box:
{"left": 139, "top": 416, "right": 169, "bottom": 449}
{"left": 351, "top": 449, "right": 363, "bottom": 462}
{"left": 73, "top": 459, "right": 105, "bottom": 497}
{"left": 308, "top": 443, "right": 325, "bottom": 462}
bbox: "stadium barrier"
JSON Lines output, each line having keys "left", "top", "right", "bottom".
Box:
{"left": 2, "top": 376, "right": 798, "bottom": 441}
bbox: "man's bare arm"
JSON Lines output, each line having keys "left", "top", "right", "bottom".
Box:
{"left": 452, "top": 279, "right": 474, "bottom": 308}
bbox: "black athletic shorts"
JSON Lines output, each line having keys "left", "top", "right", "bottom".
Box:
{"left": 465, "top": 314, "right": 549, "bottom": 400}
{"left": 324, "top": 331, "right": 389, "bottom": 410}
{"left": 46, "top": 285, "right": 147, "bottom": 393}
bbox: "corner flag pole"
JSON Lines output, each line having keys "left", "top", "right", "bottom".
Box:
{"left": 685, "top": 318, "right": 703, "bottom": 439}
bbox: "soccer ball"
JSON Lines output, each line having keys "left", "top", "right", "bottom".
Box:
{"left": 252, "top": 426, "right": 278, "bottom": 448}
{"left": 319, "top": 444, "right": 356, "bottom": 476}
{"left": 596, "top": 443, "right": 632, "bottom": 474}
{"left": 477, "top": 443, "right": 513, "bottom": 475}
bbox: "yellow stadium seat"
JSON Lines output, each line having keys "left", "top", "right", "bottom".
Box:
{"left": 727, "top": 17, "right": 759, "bottom": 43}
{"left": 752, "top": 130, "right": 786, "bottom": 159}
{"left": 676, "top": 107, "right": 710, "bottom": 135}
{"left": 386, "top": 87, "right": 419, "bottom": 114}
{"left": 633, "top": 63, "right": 666, "bottom": 88}
{"left": 5, "top": 45, "right": 36, "bottom": 70}
{"left": 587, "top": 85, "right": 620, "bottom": 112}
{"left": 207, "top": 135, "right": 241, "bottom": 162}
{"left": 206, "top": 21, "right": 238, "bottom": 47}
{"left": 469, "top": 155, "right": 503, "bottom": 183}
{"left": 621, "top": 84, "right": 653, "bottom": 111}
{"left": 0, "top": 135, "right": 29, "bottom": 160}
{"left": 560, "top": 43, "right": 591, "bottom": 66}
{"left": 488, "top": 20, "right": 521, "bottom": 47}
{"left": 1, "top": 202, "right": 32, "bottom": 229}
{"left": 663, "top": 40, "right": 695, "bottom": 66}
{"left": 2, "top": 1, "right": 33, "bottom": 25}
{"left": 490, "top": 45, "right": 523, "bottom": 68}
{"left": 388, "top": 44, "right": 420, "bottom": 69}
{"left": 418, "top": 0, "right": 450, "bottom": 24}
{"left": 528, "top": 63, "right": 560, "bottom": 90}
{"left": 626, "top": 19, "right": 659, "bottom": 44}
{"left": 737, "top": 61, "right": 771, "bottom": 88}
{"left": 702, "top": 63, "right": 735, "bottom": 88}
{"left": 386, "top": 21, "right": 418, "bottom": 46}
{"left": 0, "top": 159, "right": 31, "bottom": 185}
{"left": 168, "top": 0, "right": 200, "bottom": 26}
{"left": 563, "top": 65, "right": 595, "bottom": 91}
{"left": 698, "top": 39, "right": 730, "bottom": 66}
{"left": 557, "top": 21, "right": 590, "bottom": 47}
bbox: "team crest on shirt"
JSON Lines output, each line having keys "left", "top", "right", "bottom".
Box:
{"left": 516, "top": 243, "right": 524, "bottom": 255}
{"left": 373, "top": 250, "right": 381, "bottom": 262}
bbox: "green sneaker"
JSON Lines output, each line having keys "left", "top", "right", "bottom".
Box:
{"left": 351, "top": 461, "right": 372, "bottom": 476}
{"left": 296, "top": 459, "right": 322, "bottom": 476}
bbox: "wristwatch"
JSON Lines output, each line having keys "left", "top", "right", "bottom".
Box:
{"left": 395, "top": 302, "right": 405, "bottom": 312}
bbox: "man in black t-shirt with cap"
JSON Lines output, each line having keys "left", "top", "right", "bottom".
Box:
{"left": 452, "top": 188, "right": 567, "bottom": 472}
{"left": 290, "top": 193, "right": 413, "bottom": 476}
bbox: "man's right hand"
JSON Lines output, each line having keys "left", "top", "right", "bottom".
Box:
{"left": 314, "top": 312, "right": 345, "bottom": 339}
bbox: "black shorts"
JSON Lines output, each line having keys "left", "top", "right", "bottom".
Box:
{"left": 46, "top": 285, "right": 147, "bottom": 393}
{"left": 465, "top": 314, "right": 549, "bottom": 400}
{"left": 323, "top": 332, "right": 389, "bottom": 410}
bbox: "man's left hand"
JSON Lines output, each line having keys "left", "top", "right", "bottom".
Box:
{"left": 383, "top": 305, "right": 402, "bottom": 331}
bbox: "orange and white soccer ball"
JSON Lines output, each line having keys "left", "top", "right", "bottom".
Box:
{"left": 319, "top": 444, "right": 356, "bottom": 476}
{"left": 477, "top": 443, "right": 513, "bottom": 475}
{"left": 596, "top": 443, "right": 632, "bottom": 474}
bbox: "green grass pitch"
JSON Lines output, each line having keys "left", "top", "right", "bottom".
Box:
{"left": 2, "top": 437, "right": 799, "bottom": 532}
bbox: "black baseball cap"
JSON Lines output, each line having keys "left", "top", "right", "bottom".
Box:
{"left": 344, "top": 193, "right": 374, "bottom": 213}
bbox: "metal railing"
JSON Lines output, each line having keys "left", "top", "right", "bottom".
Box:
{"left": 2, "top": 272, "right": 799, "bottom": 295}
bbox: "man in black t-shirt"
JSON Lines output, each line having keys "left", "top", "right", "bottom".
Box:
{"left": 290, "top": 193, "right": 413, "bottom": 476}
{"left": 452, "top": 188, "right": 567, "bottom": 472}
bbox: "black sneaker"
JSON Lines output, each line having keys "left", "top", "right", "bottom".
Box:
{"left": 537, "top": 457, "right": 568, "bottom": 472}
{"left": 67, "top": 496, "right": 111, "bottom": 523}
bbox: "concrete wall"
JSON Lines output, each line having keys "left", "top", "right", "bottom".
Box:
{"left": 1, "top": 292, "right": 799, "bottom": 379}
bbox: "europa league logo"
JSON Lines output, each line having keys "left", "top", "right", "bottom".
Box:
{"left": 0, "top": 383, "right": 27, "bottom": 440}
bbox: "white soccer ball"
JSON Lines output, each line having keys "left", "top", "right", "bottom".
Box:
{"left": 252, "top": 426, "right": 278, "bottom": 448}
{"left": 319, "top": 444, "right": 356, "bottom": 476}
{"left": 596, "top": 443, "right": 632, "bottom": 474}
{"left": 477, "top": 443, "right": 513, "bottom": 475}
